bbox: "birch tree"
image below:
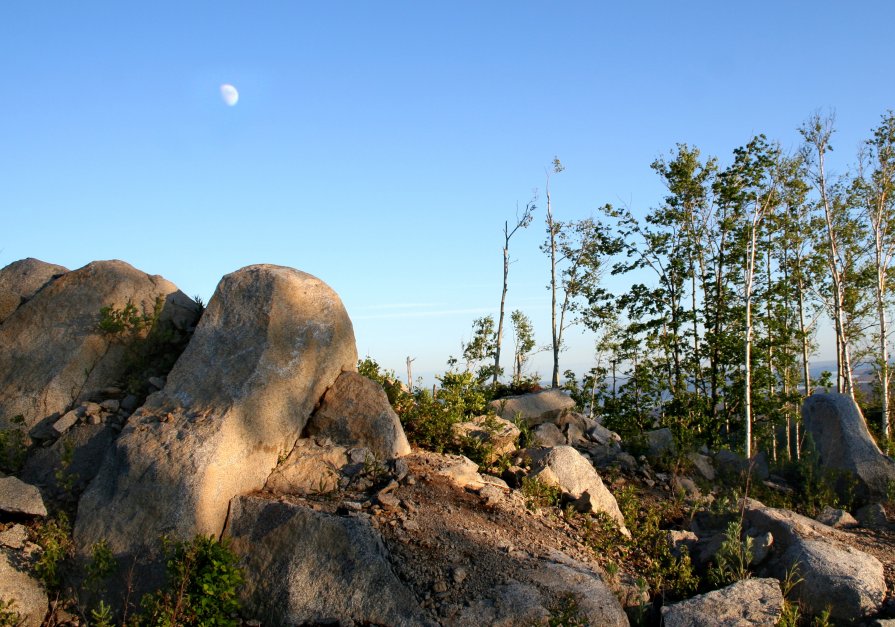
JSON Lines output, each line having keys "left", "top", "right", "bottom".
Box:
{"left": 493, "top": 200, "right": 535, "bottom": 385}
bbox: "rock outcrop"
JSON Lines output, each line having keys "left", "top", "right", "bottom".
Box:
{"left": 224, "top": 495, "right": 432, "bottom": 626}
{"left": 489, "top": 389, "right": 575, "bottom": 426}
{"left": 802, "top": 392, "right": 895, "bottom": 500}
{"left": 529, "top": 446, "right": 628, "bottom": 533}
{"left": 0, "top": 260, "right": 198, "bottom": 431}
{"left": 0, "top": 477, "right": 47, "bottom": 517}
{"left": 661, "top": 577, "right": 784, "bottom": 627}
{"left": 74, "top": 265, "right": 357, "bottom": 558}
{"left": 743, "top": 498, "right": 886, "bottom": 620}
{"left": 0, "top": 548, "right": 48, "bottom": 627}
{"left": 0, "top": 257, "right": 67, "bottom": 324}
{"left": 305, "top": 371, "right": 410, "bottom": 460}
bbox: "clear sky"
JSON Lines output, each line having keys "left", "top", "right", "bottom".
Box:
{"left": 3, "top": 2, "right": 894, "bottom": 384}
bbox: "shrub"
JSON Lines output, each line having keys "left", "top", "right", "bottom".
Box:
{"left": 137, "top": 534, "right": 244, "bottom": 627}
{"left": 520, "top": 476, "right": 562, "bottom": 511}
{"left": 0, "top": 415, "right": 28, "bottom": 474}
{"left": 31, "top": 513, "right": 75, "bottom": 590}
{"left": 0, "top": 599, "right": 21, "bottom": 627}
{"left": 707, "top": 520, "right": 752, "bottom": 587}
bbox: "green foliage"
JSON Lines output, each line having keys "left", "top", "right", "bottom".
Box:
{"left": 776, "top": 563, "right": 804, "bottom": 627}
{"left": 0, "top": 599, "right": 22, "bottom": 627}
{"left": 546, "top": 593, "right": 587, "bottom": 626}
{"left": 32, "top": 513, "right": 75, "bottom": 589}
{"left": 86, "top": 539, "right": 117, "bottom": 592}
{"left": 520, "top": 477, "right": 562, "bottom": 511}
{"left": 54, "top": 438, "right": 78, "bottom": 497}
{"left": 707, "top": 520, "right": 752, "bottom": 587}
{"left": 91, "top": 600, "right": 114, "bottom": 627}
{"left": 97, "top": 298, "right": 193, "bottom": 398}
{"left": 0, "top": 415, "right": 28, "bottom": 474}
{"left": 600, "top": 486, "right": 699, "bottom": 600}
{"left": 137, "top": 535, "right": 243, "bottom": 627}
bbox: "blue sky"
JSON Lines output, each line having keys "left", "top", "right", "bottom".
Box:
{"left": 3, "top": 2, "right": 894, "bottom": 383}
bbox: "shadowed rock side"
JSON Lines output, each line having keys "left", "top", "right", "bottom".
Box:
{"left": 0, "top": 259, "right": 198, "bottom": 431}
{"left": 224, "top": 495, "right": 434, "bottom": 626}
{"left": 0, "top": 257, "right": 68, "bottom": 324}
{"left": 306, "top": 370, "right": 411, "bottom": 460}
{"left": 74, "top": 265, "right": 358, "bottom": 559}
{"left": 802, "top": 392, "right": 895, "bottom": 500}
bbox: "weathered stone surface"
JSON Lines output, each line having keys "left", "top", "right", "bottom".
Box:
{"left": 815, "top": 505, "right": 859, "bottom": 529}
{"left": 436, "top": 455, "right": 486, "bottom": 490}
{"left": 0, "top": 548, "right": 48, "bottom": 627}
{"left": 585, "top": 421, "right": 622, "bottom": 447}
{"left": 688, "top": 452, "right": 716, "bottom": 481}
{"left": 742, "top": 499, "right": 885, "bottom": 620}
{"left": 0, "top": 260, "right": 199, "bottom": 431}
{"left": 305, "top": 371, "right": 410, "bottom": 460}
{"left": 50, "top": 410, "right": 79, "bottom": 437}
{"left": 526, "top": 561, "right": 628, "bottom": 626}
{"left": 0, "top": 477, "right": 47, "bottom": 517}
{"left": 530, "top": 446, "right": 628, "bottom": 533}
{"left": 265, "top": 438, "right": 349, "bottom": 495}
{"left": 451, "top": 415, "right": 520, "bottom": 460}
{"left": 802, "top": 392, "right": 895, "bottom": 499}
{"left": 451, "top": 582, "right": 549, "bottom": 626}
{"left": 488, "top": 389, "right": 576, "bottom": 426}
{"left": 645, "top": 427, "right": 675, "bottom": 460}
{"left": 531, "top": 422, "right": 566, "bottom": 447}
{"left": 662, "top": 578, "right": 783, "bottom": 627}
{"left": 0, "top": 524, "right": 28, "bottom": 549}
{"left": 855, "top": 502, "right": 889, "bottom": 528}
{"left": 75, "top": 265, "right": 357, "bottom": 557}
{"left": 0, "top": 257, "right": 67, "bottom": 324}
{"left": 224, "top": 495, "right": 432, "bottom": 626}
{"left": 782, "top": 538, "right": 885, "bottom": 620}
{"left": 21, "top": 424, "right": 117, "bottom": 500}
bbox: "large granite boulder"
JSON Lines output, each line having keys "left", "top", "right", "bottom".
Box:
{"left": 0, "top": 258, "right": 67, "bottom": 324}
{"left": 224, "top": 495, "right": 432, "bottom": 626}
{"left": 0, "top": 260, "right": 198, "bottom": 431}
{"left": 305, "top": 371, "right": 410, "bottom": 460}
{"left": 661, "top": 577, "right": 783, "bottom": 626}
{"left": 489, "top": 389, "right": 575, "bottom": 426}
{"left": 802, "top": 393, "right": 895, "bottom": 500}
{"left": 781, "top": 538, "right": 885, "bottom": 621}
{"left": 453, "top": 559, "right": 628, "bottom": 627}
{"left": 742, "top": 498, "right": 885, "bottom": 620}
{"left": 529, "top": 446, "right": 628, "bottom": 533}
{"left": 74, "top": 265, "right": 357, "bottom": 558}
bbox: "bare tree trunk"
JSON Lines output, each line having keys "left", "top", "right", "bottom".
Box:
{"left": 494, "top": 231, "right": 510, "bottom": 386}
{"left": 547, "top": 181, "right": 560, "bottom": 388}
{"left": 406, "top": 356, "right": 415, "bottom": 391}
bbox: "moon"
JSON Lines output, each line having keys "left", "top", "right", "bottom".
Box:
{"left": 220, "top": 83, "right": 239, "bottom": 107}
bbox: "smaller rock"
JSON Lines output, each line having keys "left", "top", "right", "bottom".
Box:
{"left": 688, "top": 452, "right": 715, "bottom": 481}
{"left": 671, "top": 475, "right": 701, "bottom": 499}
{"left": 749, "top": 531, "right": 773, "bottom": 565}
{"left": 816, "top": 505, "right": 859, "bottom": 529}
{"left": 855, "top": 503, "right": 889, "bottom": 528}
{"left": 376, "top": 492, "right": 400, "bottom": 510}
{"left": 0, "top": 524, "right": 28, "bottom": 549}
{"left": 0, "top": 477, "right": 47, "bottom": 517}
{"left": 532, "top": 423, "right": 565, "bottom": 448}
{"left": 478, "top": 484, "right": 503, "bottom": 506}
{"left": 585, "top": 423, "right": 621, "bottom": 447}
{"left": 86, "top": 414, "right": 102, "bottom": 426}
{"left": 645, "top": 428, "right": 675, "bottom": 460}
{"left": 147, "top": 376, "right": 165, "bottom": 390}
{"left": 667, "top": 530, "right": 698, "bottom": 558}
{"left": 662, "top": 578, "right": 783, "bottom": 627}
{"left": 564, "top": 422, "right": 585, "bottom": 445}
{"left": 120, "top": 395, "right": 139, "bottom": 412}
{"left": 452, "top": 566, "right": 468, "bottom": 584}
{"left": 51, "top": 410, "right": 79, "bottom": 437}
{"left": 100, "top": 399, "right": 120, "bottom": 412}
{"left": 437, "top": 455, "right": 486, "bottom": 490}
{"left": 83, "top": 402, "right": 102, "bottom": 416}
